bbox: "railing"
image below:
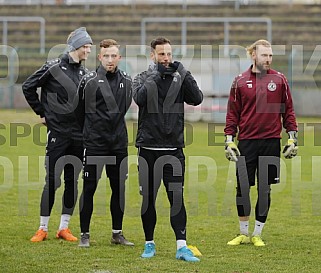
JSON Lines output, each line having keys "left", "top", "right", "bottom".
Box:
{"left": 0, "top": 16, "right": 45, "bottom": 54}
{"left": 140, "top": 17, "right": 272, "bottom": 56}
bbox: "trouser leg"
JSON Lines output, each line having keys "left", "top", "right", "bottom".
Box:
{"left": 162, "top": 149, "right": 187, "bottom": 241}
{"left": 138, "top": 148, "right": 160, "bottom": 241}
{"left": 79, "top": 152, "right": 103, "bottom": 233}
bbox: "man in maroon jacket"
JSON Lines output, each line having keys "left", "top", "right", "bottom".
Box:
{"left": 224, "top": 39, "right": 298, "bottom": 247}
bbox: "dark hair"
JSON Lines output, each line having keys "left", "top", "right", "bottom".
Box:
{"left": 150, "top": 37, "right": 171, "bottom": 50}
{"left": 99, "top": 39, "right": 119, "bottom": 48}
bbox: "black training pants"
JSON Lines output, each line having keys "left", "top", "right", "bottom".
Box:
{"left": 40, "top": 131, "right": 83, "bottom": 217}
{"left": 79, "top": 148, "right": 128, "bottom": 233}
{"left": 138, "top": 147, "right": 187, "bottom": 241}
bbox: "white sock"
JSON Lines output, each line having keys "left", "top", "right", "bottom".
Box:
{"left": 112, "top": 229, "right": 122, "bottom": 234}
{"left": 146, "top": 240, "right": 155, "bottom": 245}
{"left": 252, "top": 220, "right": 265, "bottom": 236}
{"left": 239, "top": 220, "right": 249, "bottom": 235}
{"left": 39, "top": 216, "right": 50, "bottom": 232}
{"left": 58, "top": 214, "right": 71, "bottom": 230}
{"left": 177, "top": 240, "right": 187, "bottom": 250}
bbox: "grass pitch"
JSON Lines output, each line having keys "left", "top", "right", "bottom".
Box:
{"left": 1, "top": 109, "right": 321, "bottom": 273}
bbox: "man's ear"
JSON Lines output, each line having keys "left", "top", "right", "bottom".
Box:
{"left": 251, "top": 51, "right": 256, "bottom": 61}
{"left": 150, "top": 50, "right": 156, "bottom": 62}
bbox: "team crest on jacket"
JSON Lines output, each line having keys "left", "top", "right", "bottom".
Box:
{"left": 267, "top": 81, "right": 276, "bottom": 91}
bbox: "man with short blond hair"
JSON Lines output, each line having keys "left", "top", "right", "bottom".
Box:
{"left": 78, "top": 39, "right": 133, "bottom": 247}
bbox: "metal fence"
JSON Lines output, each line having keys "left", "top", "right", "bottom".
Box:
{"left": 140, "top": 17, "right": 272, "bottom": 56}
{"left": 0, "top": 16, "right": 45, "bottom": 54}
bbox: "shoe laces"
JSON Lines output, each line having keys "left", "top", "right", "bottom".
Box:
{"left": 113, "top": 232, "right": 124, "bottom": 239}
{"left": 64, "top": 228, "right": 72, "bottom": 233}
{"left": 180, "top": 247, "right": 193, "bottom": 257}
{"left": 145, "top": 243, "right": 155, "bottom": 253}
{"left": 118, "top": 234, "right": 125, "bottom": 240}
{"left": 36, "top": 229, "right": 46, "bottom": 235}
{"left": 60, "top": 228, "right": 74, "bottom": 237}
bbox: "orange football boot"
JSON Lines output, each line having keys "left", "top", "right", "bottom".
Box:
{"left": 30, "top": 229, "right": 48, "bottom": 242}
{"left": 56, "top": 228, "right": 78, "bottom": 241}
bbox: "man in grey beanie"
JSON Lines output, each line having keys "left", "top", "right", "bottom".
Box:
{"left": 67, "top": 27, "right": 93, "bottom": 52}
{"left": 23, "top": 27, "right": 92, "bottom": 242}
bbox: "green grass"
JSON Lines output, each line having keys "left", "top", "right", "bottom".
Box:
{"left": 1, "top": 109, "right": 321, "bottom": 273}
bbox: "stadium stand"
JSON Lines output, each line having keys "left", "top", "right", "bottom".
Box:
{"left": 1, "top": 1, "right": 321, "bottom": 116}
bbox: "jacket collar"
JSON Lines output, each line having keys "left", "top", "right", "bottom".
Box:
{"left": 249, "top": 65, "right": 270, "bottom": 77}
{"left": 97, "top": 64, "right": 119, "bottom": 76}
{"left": 62, "top": 53, "right": 81, "bottom": 66}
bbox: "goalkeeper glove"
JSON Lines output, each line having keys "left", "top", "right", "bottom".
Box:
{"left": 282, "top": 131, "right": 298, "bottom": 159}
{"left": 225, "top": 135, "right": 240, "bottom": 162}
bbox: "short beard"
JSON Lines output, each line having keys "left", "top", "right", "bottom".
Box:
{"left": 255, "top": 62, "right": 269, "bottom": 73}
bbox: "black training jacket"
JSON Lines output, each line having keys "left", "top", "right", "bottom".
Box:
{"left": 78, "top": 65, "right": 133, "bottom": 151}
{"left": 22, "top": 54, "right": 88, "bottom": 140}
{"left": 133, "top": 63, "right": 203, "bottom": 148}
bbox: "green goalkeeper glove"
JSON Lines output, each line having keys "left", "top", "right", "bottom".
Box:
{"left": 283, "top": 131, "right": 298, "bottom": 159}
{"left": 225, "top": 135, "right": 240, "bottom": 162}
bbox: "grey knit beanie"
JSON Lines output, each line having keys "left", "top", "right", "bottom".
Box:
{"left": 67, "top": 27, "right": 92, "bottom": 51}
